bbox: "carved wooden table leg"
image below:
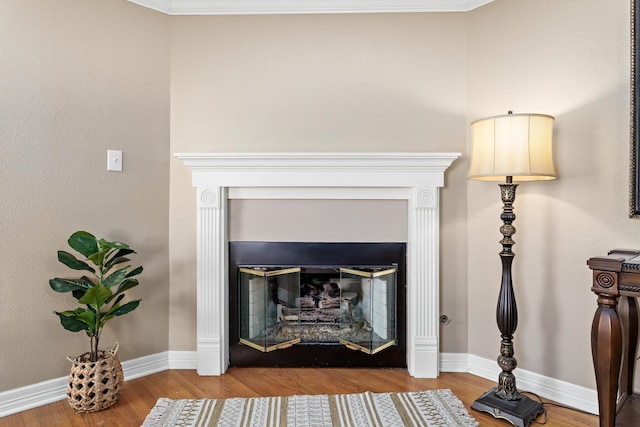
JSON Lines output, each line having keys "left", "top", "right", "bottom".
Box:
{"left": 591, "top": 294, "right": 622, "bottom": 427}
{"left": 619, "top": 296, "right": 639, "bottom": 396}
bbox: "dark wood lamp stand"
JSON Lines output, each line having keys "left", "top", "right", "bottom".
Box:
{"left": 470, "top": 177, "right": 544, "bottom": 427}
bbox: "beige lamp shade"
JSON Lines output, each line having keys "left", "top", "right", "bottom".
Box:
{"left": 468, "top": 113, "right": 557, "bottom": 181}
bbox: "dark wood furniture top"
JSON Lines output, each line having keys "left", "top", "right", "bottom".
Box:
{"left": 588, "top": 249, "right": 640, "bottom": 427}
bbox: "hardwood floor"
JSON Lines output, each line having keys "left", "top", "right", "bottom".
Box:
{"left": 0, "top": 368, "right": 598, "bottom": 426}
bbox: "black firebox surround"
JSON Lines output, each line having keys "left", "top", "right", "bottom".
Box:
{"left": 228, "top": 242, "right": 407, "bottom": 368}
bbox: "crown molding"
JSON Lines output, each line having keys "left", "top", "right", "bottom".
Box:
{"left": 127, "top": 0, "right": 494, "bottom": 15}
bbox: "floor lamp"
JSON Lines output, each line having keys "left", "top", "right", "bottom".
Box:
{"left": 468, "top": 112, "right": 557, "bottom": 427}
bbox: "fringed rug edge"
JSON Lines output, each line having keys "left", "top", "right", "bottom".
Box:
{"left": 141, "top": 397, "right": 174, "bottom": 427}
{"left": 428, "top": 389, "right": 479, "bottom": 426}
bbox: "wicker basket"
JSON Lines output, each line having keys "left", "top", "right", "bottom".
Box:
{"left": 66, "top": 343, "right": 124, "bottom": 413}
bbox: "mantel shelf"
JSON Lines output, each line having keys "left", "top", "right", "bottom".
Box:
{"left": 128, "top": 0, "right": 494, "bottom": 15}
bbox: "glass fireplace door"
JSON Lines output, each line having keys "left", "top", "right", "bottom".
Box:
{"left": 238, "top": 267, "right": 301, "bottom": 352}
{"left": 339, "top": 267, "right": 397, "bottom": 354}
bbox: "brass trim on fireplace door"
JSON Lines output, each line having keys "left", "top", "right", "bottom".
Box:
{"left": 238, "top": 267, "right": 266, "bottom": 277}
{"left": 266, "top": 267, "right": 301, "bottom": 277}
{"left": 372, "top": 268, "right": 397, "bottom": 278}
{"left": 339, "top": 267, "right": 369, "bottom": 277}
{"left": 340, "top": 339, "right": 397, "bottom": 355}
{"left": 238, "top": 267, "right": 302, "bottom": 277}
{"left": 339, "top": 267, "right": 397, "bottom": 277}
{"left": 239, "top": 338, "right": 301, "bottom": 353}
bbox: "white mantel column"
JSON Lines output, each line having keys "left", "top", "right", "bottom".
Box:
{"left": 407, "top": 186, "right": 441, "bottom": 377}
{"left": 196, "top": 186, "right": 228, "bottom": 375}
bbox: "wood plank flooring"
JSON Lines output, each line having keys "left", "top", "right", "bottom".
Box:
{"left": 0, "top": 368, "right": 598, "bottom": 426}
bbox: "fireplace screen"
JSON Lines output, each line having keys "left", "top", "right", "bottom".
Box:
{"left": 238, "top": 266, "right": 397, "bottom": 354}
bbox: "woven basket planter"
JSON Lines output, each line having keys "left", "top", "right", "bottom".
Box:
{"left": 66, "top": 343, "right": 124, "bottom": 413}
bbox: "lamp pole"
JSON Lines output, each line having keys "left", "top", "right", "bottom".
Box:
{"left": 471, "top": 176, "right": 545, "bottom": 427}
{"left": 495, "top": 176, "right": 520, "bottom": 400}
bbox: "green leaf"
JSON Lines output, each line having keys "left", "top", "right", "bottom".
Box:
{"left": 70, "top": 277, "right": 97, "bottom": 300}
{"left": 55, "top": 311, "right": 89, "bottom": 333}
{"left": 72, "top": 289, "right": 87, "bottom": 300}
{"left": 61, "top": 308, "right": 98, "bottom": 333}
{"left": 98, "top": 238, "right": 130, "bottom": 251}
{"left": 113, "top": 248, "right": 135, "bottom": 257}
{"left": 49, "top": 277, "right": 92, "bottom": 293}
{"left": 108, "top": 293, "right": 126, "bottom": 307}
{"left": 87, "top": 248, "right": 110, "bottom": 268}
{"left": 78, "top": 284, "right": 112, "bottom": 309}
{"left": 104, "top": 248, "right": 135, "bottom": 266}
{"left": 125, "top": 266, "right": 143, "bottom": 278}
{"left": 106, "top": 299, "right": 140, "bottom": 318}
{"left": 75, "top": 309, "right": 97, "bottom": 328}
{"left": 57, "top": 251, "right": 95, "bottom": 273}
{"left": 103, "top": 266, "right": 129, "bottom": 288}
{"left": 103, "top": 256, "right": 130, "bottom": 272}
{"left": 68, "top": 231, "right": 98, "bottom": 257}
{"left": 114, "top": 278, "right": 139, "bottom": 296}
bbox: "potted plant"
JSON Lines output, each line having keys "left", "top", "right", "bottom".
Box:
{"left": 49, "top": 230, "right": 143, "bottom": 413}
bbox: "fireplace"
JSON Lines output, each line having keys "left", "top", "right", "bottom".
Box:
{"left": 228, "top": 242, "right": 406, "bottom": 368}
{"left": 176, "top": 152, "right": 460, "bottom": 378}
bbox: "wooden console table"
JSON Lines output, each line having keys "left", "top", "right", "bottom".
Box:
{"left": 588, "top": 250, "right": 640, "bottom": 427}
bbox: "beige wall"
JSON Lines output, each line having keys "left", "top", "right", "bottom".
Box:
{"left": 228, "top": 200, "right": 408, "bottom": 242}
{"left": 168, "top": 13, "right": 470, "bottom": 352}
{"left": 467, "top": 0, "right": 631, "bottom": 390}
{"left": 0, "top": 0, "right": 170, "bottom": 391}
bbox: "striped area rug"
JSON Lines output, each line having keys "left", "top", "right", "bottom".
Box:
{"left": 141, "top": 389, "right": 478, "bottom": 426}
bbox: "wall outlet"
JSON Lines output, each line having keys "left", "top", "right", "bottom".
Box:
{"left": 107, "top": 150, "right": 123, "bottom": 172}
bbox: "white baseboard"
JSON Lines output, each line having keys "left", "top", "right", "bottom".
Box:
{"left": 440, "top": 353, "right": 599, "bottom": 416}
{"left": 122, "top": 351, "right": 171, "bottom": 381}
{"left": 0, "top": 376, "right": 69, "bottom": 419}
{"left": 0, "top": 351, "right": 597, "bottom": 418}
{"left": 438, "top": 352, "right": 469, "bottom": 372}
{"left": 168, "top": 350, "right": 198, "bottom": 369}
{"left": 0, "top": 350, "right": 182, "bottom": 418}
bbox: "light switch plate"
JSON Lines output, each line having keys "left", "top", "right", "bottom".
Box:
{"left": 107, "top": 150, "right": 123, "bottom": 172}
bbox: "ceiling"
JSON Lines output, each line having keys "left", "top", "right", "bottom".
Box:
{"left": 127, "top": 0, "right": 495, "bottom": 15}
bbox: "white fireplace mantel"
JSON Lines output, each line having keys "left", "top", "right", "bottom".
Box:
{"left": 176, "top": 152, "right": 460, "bottom": 378}
{"left": 128, "top": 0, "right": 494, "bottom": 16}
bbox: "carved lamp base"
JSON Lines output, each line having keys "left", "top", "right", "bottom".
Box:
{"left": 471, "top": 389, "right": 544, "bottom": 427}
